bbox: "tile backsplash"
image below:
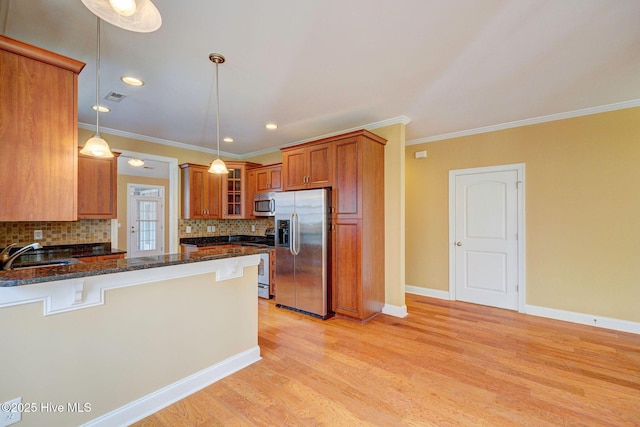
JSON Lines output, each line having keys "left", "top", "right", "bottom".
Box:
{"left": 179, "top": 218, "right": 274, "bottom": 238}
{"left": 0, "top": 220, "right": 111, "bottom": 247}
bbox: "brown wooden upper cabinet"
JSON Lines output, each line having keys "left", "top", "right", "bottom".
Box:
{"left": 281, "top": 142, "right": 333, "bottom": 191}
{"left": 180, "top": 163, "right": 221, "bottom": 219}
{"left": 0, "top": 35, "right": 85, "bottom": 221}
{"left": 255, "top": 164, "right": 282, "bottom": 193}
{"left": 78, "top": 150, "right": 120, "bottom": 219}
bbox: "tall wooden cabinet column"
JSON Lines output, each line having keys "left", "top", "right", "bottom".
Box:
{"left": 0, "top": 35, "right": 85, "bottom": 221}
{"left": 280, "top": 129, "right": 387, "bottom": 322}
{"left": 331, "top": 130, "right": 386, "bottom": 322}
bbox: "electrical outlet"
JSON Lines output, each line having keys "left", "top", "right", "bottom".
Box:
{"left": 1, "top": 397, "right": 22, "bottom": 426}
{"left": 212, "top": 225, "right": 216, "bottom": 232}
{"left": 34, "top": 230, "right": 43, "bottom": 240}
{"left": 186, "top": 226, "right": 192, "bottom": 234}
{"left": 251, "top": 225, "right": 256, "bottom": 232}
{"left": 207, "top": 226, "right": 212, "bottom": 232}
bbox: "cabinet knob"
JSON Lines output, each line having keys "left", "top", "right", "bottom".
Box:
{"left": 455, "top": 242, "right": 462, "bottom": 246}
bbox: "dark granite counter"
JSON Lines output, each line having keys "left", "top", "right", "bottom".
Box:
{"left": 5, "top": 243, "right": 127, "bottom": 266}
{"left": 0, "top": 245, "right": 268, "bottom": 287}
{"left": 180, "top": 235, "right": 274, "bottom": 248}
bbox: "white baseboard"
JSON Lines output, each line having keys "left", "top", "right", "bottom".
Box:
{"left": 525, "top": 305, "right": 640, "bottom": 335}
{"left": 382, "top": 303, "right": 408, "bottom": 318}
{"left": 82, "top": 346, "right": 261, "bottom": 427}
{"left": 404, "top": 285, "right": 639, "bottom": 335}
{"left": 405, "top": 285, "right": 451, "bottom": 300}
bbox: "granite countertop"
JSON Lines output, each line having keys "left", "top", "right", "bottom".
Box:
{"left": 0, "top": 245, "right": 269, "bottom": 287}
{"left": 6, "top": 243, "right": 127, "bottom": 265}
{"left": 180, "top": 235, "right": 274, "bottom": 248}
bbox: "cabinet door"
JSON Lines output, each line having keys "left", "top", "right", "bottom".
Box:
{"left": 256, "top": 169, "right": 270, "bottom": 192}
{"left": 269, "top": 167, "right": 282, "bottom": 191}
{"left": 246, "top": 169, "right": 257, "bottom": 219}
{"left": 78, "top": 152, "right": 118, "bottom": 219}
{"left": 332, "top": 218, "right": 362, "bottom": 318}
{"left": 188, "top": 167, "right": 207, "bottom": 218}
{"left": 282, "top": 148, "right": 307, "bottom": 191}
{"left": 307, "top": 143, "right": 333, "bottom": 188}
{"left": 222, "top": 163, "right": 246, "bottom": 218}
{"left": 204, "top": 173, "right": 221, "bottom": 218}
{"left": 333, "top": 137, "right": 360, "bottom": 217}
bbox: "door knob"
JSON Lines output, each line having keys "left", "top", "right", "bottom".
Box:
{"left": 455, "top": 242, "right": 462, "bottom": 246}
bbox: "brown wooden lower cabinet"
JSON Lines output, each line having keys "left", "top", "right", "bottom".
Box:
{"left": 78, "top": 253, "right": 125, "bottom": 262}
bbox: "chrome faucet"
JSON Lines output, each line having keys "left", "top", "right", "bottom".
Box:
{"left": 1, "top": 242, "right": 42, "bottom": 270}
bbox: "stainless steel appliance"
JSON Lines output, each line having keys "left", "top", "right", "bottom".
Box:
{"left": 253, "top": 192, "right": 276, "bottom": 217}
{"left": 274, "top": 188, "right": 330, "bottom": 318}
{"left": 257, "top": 252, "right": 270, "bottom": 299}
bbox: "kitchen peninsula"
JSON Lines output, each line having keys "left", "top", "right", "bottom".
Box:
{"left": 0, "top": 246, "right": 266, "bottom": 427}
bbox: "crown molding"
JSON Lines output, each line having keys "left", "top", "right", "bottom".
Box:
{"left": 406, "top": 99, "right": 640, "bottom": 146}
{"left": 78, "top": 122, "right": 242, "bottom": 159}
{"left": 80, "top": 116, "right": 412, "bottom": 160}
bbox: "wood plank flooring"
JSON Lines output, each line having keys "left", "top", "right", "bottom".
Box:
{"left": 132, "top": 294, "right": 640, "bottom": 426}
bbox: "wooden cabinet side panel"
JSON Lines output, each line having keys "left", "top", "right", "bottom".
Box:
{"left": 360, "top": 139, "right": 386, "bottom": 319}
{"left": 191, "top": 168, "right": 206, "bottom": 218}
{"left": 0, "top": 48, "right": 77, "bottom": 221}
{"left": 246, "top": 170, "right": 257, "bottom": 219}
{"left": 332, "top": 219, "right": 361, "bottom": 317}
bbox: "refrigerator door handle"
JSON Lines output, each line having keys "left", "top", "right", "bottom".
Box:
{"left": 292, "top": 212, "right": 301, "bottom": 255}
{"left": 289, "top": 213, "right": 297, "bottom": 256}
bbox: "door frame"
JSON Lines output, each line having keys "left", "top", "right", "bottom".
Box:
{"left": 448, "top": 163, "right": 526, "bottom": 312}
{"left": 127, "top": 184, "right": 165, "bottom": 257}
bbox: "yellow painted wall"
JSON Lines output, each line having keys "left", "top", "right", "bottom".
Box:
{"left": 405, "top": 107, "right": 640, "bottom": 322}
{"left": 371, "top": 124, "right": 406, "bottom": 309}
{"left": 117, "top": 175, "right": 171, "bottom": 253}
{"left": 0, "top": 267, "right": 258, "bottom": 427}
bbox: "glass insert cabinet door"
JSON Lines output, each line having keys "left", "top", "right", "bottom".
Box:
{"left": 225, "top": 167, "right": 242, "bottom": 216}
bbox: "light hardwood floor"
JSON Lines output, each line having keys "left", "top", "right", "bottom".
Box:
{"left": 133, "top": 294, "right": 640, "bottom": 426}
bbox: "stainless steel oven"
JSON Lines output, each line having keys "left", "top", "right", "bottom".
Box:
{"left": 253, "top": 192, "right": 276, "bottom": 217}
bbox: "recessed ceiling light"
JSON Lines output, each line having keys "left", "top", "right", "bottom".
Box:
{"left": 92, "top": 105, "right": 110, "bottom": 112}
{"left": 127, "top": 158, "right": 145, "bottom": 167}
{"left": 121, "top": 76, "right": 144, "bottom": 86}
{"left": 223, "top": 137, "right": 234, "bottom": 143}
{"left": 265, "top": 123, "right": 278, "bottom": 130}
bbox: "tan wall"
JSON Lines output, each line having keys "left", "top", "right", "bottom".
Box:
{"left": 117, "top": 174, "right": 171, "bottom": 253}
{"left": 0, "top": 267, "right": 258, "bottom": 427}
{"left": 371, "top": 124, "right": 406, "bottom": 309}
{"left": 405, "top": 107, "right": 640, "bottom": 322}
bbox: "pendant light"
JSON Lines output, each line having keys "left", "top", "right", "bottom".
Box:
{"left": 80, "top": 18, "right": 114, "bottom": 158}
{"left": 208, "top": 53, "right": 229, "bottom": 174}
{"left": 80, "top": 0, "right": 162, "bottom": 33}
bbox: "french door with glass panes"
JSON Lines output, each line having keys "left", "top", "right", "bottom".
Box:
{"left": 128, "top": 184, "right": 165, "bottom": 258}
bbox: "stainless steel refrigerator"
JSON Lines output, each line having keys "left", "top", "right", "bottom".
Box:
{"left": 274, "top": 188, "right": 330, "bottom": 318}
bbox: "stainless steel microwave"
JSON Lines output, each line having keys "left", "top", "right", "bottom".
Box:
{"left": 254, "top": 192, "right": 276, "bottom": 217}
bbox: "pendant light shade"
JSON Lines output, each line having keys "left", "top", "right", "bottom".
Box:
{"left": 81, "top": 135, "right": 113, "bottom": 157}
{"left": 80, "top": 17, "right": 114, "bottom": 158}
{"left": 81, "top": 0, "right": 162, "bottom": 33}
{"left": 207, "top": 53, "right": 229, "bottom": 175}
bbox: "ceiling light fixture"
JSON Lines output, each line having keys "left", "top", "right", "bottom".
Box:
{"left": 121, "top": 76, "right": 144, "bottom": 86}
{"left": 207, "top": 53, "right": 229, "bottom": 175}
{"left": 265, "top": 123, "right": 278, "bottom": 130}
{"left": 92, "top": 105, "right": 111, "bottom": 112}
{"left": 127, "top": 158, "right": 145, "bottom": 167}
{"left": 80, "top": 18, "right": 114, "bottom": 158}
{"left": 223, "top": 137, "right": 234, "bottom": 143}
{"left": 81, "top": 0, "right": 162, "bottom": 33}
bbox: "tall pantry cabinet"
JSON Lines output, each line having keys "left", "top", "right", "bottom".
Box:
{"left": 281, "top": 129, "right": 386, "bottom": 322}
{"left": 0, "top": 35, "right": 85, "bottom": 221}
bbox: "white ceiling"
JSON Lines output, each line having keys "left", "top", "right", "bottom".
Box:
{"left": 3, "top": 0, "right": 640, "bottom": 158}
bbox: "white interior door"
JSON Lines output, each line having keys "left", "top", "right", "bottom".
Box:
{"left": 128, "top": 185, "right": 164, "bottom": 258}
{"left": 450, "top": 165, "right": 524, "bottom": 311}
